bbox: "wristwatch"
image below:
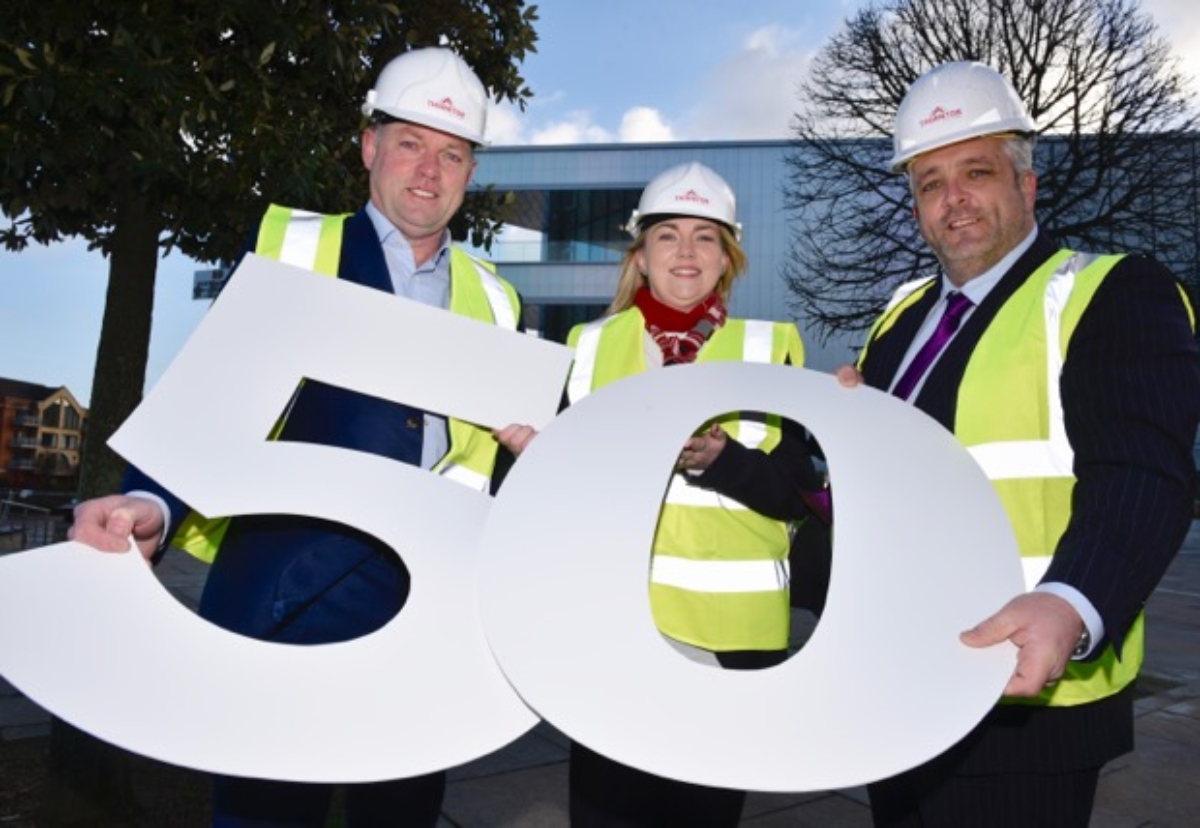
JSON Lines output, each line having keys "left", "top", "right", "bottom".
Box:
{"left": 1071, "top": 627, "right": 1092, "bottom": 659}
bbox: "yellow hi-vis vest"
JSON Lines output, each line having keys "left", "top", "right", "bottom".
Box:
{"left": 862, "top": 250, "right": 1186, "bottom": 707}
{"left": 171, "top": 205, "right": 520, "bottom": 562}
{"left": 568, "top": 308, "right": 806, "bottom": 651}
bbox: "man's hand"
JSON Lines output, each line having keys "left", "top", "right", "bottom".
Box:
{"left": 834, "top": 364, "right": 864, "bottom": 387}
{"left": 493, "top": 423, "right": 538, "bottom": 457}
{"left": 961, "top": 592, "right": 1085, "bottom": 697}
{"left": 68, "top": 495, "right": 165, "bottom": 562}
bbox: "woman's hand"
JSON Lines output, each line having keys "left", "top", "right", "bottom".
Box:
{"left": 677, "top": 422, "right": 727, "bottom": 472}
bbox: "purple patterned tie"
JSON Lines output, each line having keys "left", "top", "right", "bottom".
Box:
{"left": 891, "top": 291, "right": 973, "bottom": 400}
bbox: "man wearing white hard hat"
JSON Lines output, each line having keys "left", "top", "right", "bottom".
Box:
{"left": 70, "top": 47, "right": 520, "bottom": 827}
{"left": 502, "top": 161, "right": 828, "bottom": 825}
{"left": 841, "top": 61, "right": 1200, "bottom": 826}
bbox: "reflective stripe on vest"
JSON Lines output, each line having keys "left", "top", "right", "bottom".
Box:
{"left": 651, "top": 556, "right": 791, "bottom": 593}
{"left": 857, "top": 277, "right": 939, "bottom": 368}
{"left": 566, "top": 319, "right": 613, "bottom": 404}
{"left": 567, "top": 310, "right": 805, "bottom": 650}
{"left": 256, "top": 205, "right": 346, "bottom": 276}
{"left": 432, "top": 248, "right": 520, "bottom": 492}
{"left": 966, "top": 252, "right": 1101, "bottom": 491}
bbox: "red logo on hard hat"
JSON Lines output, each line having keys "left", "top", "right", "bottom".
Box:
{"left": 919, "top": 106, "right": 963, "bottom": 128}
{"left": 675, "top": 189, "right": 709, "bottom": 205}
{"left": 428, "top": 97, "right": 466, "bottom": 119}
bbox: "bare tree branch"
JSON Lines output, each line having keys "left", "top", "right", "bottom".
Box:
{"left": 782, "top": 0, "right": 1199, "bottom": 339}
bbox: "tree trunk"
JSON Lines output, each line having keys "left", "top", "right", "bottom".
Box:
{"left": 42, "top": 180, "right": 161, "bottom": 825}
{"left": 76, "top": 184, "right": 160, "bottom": 501}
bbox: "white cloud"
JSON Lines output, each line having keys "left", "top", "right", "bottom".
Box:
{"left": 1140, "top": 0, "right": 1200, "bottom": 95}
{"left": 484, "top": 100, "right": 526, "bottom": 145}
{"left": 617, "top": 107, "right": 676, "bottom": 142}
{"left": 485, "top": 97, "right": 615, "bottom": 146}
{"left": 679, "top": 25, "right": 814, "bottom": 140}
{"left": 486, "top": 102, "right": 609, "bottom": 146}
{"left": 529, "top": 111, "right": 612, "bottom": 145}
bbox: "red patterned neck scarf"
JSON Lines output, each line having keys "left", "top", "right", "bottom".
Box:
{"left": 633, "top": 286, "right": 728, "bottom": 365}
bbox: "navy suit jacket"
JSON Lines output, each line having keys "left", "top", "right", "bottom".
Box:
{"left": 859, "top": 231, "right": 1200, "bottom": 772}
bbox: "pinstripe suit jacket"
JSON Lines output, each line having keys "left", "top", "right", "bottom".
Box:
{"left": 859, "top": 231, "right": 1200, "bottom": 772}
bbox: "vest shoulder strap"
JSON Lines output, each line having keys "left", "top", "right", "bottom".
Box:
{"left": 255, "top": 205, "right": 349, "bottom": 277}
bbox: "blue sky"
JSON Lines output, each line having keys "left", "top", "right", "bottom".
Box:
{"left": 2, "top": 0, "right": 1197, "bottom": 406}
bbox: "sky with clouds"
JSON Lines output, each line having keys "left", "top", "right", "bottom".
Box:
{"left": 2, "top": 0, "right": 1198, "bottom": 406}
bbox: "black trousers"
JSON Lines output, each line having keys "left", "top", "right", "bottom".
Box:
{"left": 868, "top": 764, "right": 1100, "bottom": 828}
{"left": 212, "top": 772, "right": 446, "bottom": 828}
{"left": 569, "top": 648, "right": 787, "bottom": 828}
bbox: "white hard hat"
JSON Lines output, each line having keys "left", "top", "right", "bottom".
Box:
{"left": 362, "top": 47, "right": 489, "bottom": 146}
{"left": 625, "top": 162, "right": 742, "bottom": 241}
{"left": 890, "top": 61, "right": 1035, "bottom": 172}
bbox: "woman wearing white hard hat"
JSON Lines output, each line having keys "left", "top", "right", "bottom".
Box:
{"left": 546, "top": 162, "right": 825, "bottom": 825}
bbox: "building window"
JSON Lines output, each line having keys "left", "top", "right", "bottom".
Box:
{"left": 489, "top": 188, "right": 641, "bottom": 265}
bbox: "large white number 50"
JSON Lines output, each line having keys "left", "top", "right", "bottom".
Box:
{"left": 0, "top": 255, "right": 1022, "bottom": 790}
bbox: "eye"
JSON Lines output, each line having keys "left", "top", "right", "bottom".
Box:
{"left": 442, "top": 151, "right": 464, "bottom": 166}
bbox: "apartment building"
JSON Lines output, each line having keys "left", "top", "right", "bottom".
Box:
{"left": 0, "top": 378, "right": 87, "bottom": 492}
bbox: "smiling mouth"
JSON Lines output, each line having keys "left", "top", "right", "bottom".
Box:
{"left": 410, "top": 187, "right": 437, "bottom": 200}
{"left": 948, "top": 217, "right": 980, "bottom": 230}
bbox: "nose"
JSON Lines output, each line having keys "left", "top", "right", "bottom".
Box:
{"left": 415, "top": 148, "right": 439, "bottom": 178}
{"left": 942, "top": 178, "right": 968, "bottom": 206}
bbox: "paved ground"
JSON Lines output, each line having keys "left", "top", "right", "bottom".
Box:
{"left": 3, "top": 524, "right": 1199, "bottom": 826}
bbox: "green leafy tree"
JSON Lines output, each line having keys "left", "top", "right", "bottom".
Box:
{"left": 782, "top": 0, "right": 1199, "bottom": 339}
{"left": 0, "top": 1, "right": 537, "bottom": 821}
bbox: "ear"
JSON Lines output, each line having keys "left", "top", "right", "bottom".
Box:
{"left": 361, "top": 127, "right": 377, "bottom": 171}
{"left": 1020, "top": 170, "right": 1037, "bottom": 210}
{"left": 635, "top": 248, "right": 648, "bottom": 278}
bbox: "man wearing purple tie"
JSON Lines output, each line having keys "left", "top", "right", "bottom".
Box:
{"left": 841, "top": 61, "right": 1200, "bottom": 827}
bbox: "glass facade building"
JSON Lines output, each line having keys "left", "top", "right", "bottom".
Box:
{"left": 466, "top": 140, "right": 859, "bottom": 370}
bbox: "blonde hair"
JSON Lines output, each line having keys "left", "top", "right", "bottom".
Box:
{"left": 605, "top": 223, "right": 748, "bottom": 316}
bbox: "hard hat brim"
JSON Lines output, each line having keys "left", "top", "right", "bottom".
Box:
{"left": 889, "top": 125, "right": 1035, "bottom": 173}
